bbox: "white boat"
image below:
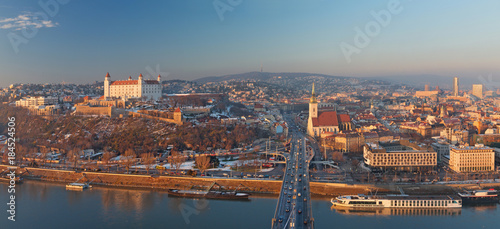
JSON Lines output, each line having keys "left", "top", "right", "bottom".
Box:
{"left": 331, "top": 194, "right": 462, "bottom": 208}
{"left": 66, "top": 182, "right": 90, "bottom": 190}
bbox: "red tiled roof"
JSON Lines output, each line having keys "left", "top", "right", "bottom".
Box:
{"left": 99, "top": 96, "right": 104, "bottom": 100}
{"left": 312, "top": 111, "right": 339, "bottom": 127}
{"left": 174, "top": 108, "right": 181, "bottom": 112}
{"left": 111, "top": 80, "right": 138, "bottom": 85}
{"left": 338, "top": 114, "right": 351, "bottom": 122}
{"left": 83, "top": 96, "right": 90, "bottom": 101}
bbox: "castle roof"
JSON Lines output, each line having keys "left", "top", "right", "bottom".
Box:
{"left": 111, "top": 80, "right": 138, "bottom": 85}
{"left": 110, "top": 79, "right": 160, "bottom": 85}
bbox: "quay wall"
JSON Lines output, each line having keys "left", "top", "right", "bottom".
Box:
{"left": 2, "top": 166, "right": 375, "bottom": 195}
{"left": 4, "top": 166, "right": 500, "bottom": 196}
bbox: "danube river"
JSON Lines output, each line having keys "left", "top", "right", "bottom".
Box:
{"left": 1, "top": 180, "right": 499, "bottom": 229}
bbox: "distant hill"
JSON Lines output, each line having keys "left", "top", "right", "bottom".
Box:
{"left": 194, "top": 71, "right": 349, "bottom": 84}
{"left": 368, "top": 74, "right": 481, "bottom": 89}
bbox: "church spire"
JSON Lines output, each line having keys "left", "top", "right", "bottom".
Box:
{"left": 310, "top": 83, "right": 318, "bottom": 103}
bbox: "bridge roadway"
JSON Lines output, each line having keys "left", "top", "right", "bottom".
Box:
{"left": 272, "top": 130, "right": 314, "bottom": 228}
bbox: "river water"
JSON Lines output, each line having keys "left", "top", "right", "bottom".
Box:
{"left": 1, "top": 180, "right": 499, "bottom": 229}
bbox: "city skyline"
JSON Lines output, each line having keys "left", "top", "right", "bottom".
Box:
{"left": 1, "top": 1, "right": 500, "bottom": 87}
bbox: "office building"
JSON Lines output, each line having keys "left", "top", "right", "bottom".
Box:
{"left": 453, "top": 77, "right": 459, "bottom": 96}
{"left": 449, "top": 145, "right": 495, "bottom": 173}
{"left": 472, "top": 84, "right": 483, "bottom": 99}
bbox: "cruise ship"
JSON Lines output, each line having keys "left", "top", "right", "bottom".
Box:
{"left": 331, "top": 194, "right": 462, "bottom": 208}
{"left": 331, "top": 206, "right": 462, "bottom": 216}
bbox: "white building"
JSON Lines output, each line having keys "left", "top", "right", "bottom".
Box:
{"left": 449, "top": 145, "right": 495, "bottom": 173}
{"left": 104, "top": 73, "right": 162, "bottom": 100}
{"left": 472, "top": 84, "right": 483, "bottom": 99}
{"left": 15, "top": 96, "right": 58, "bottom": 107}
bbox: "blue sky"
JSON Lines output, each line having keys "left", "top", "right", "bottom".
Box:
{"left": 0, "top": 0, "right": 499, "bottom": 86}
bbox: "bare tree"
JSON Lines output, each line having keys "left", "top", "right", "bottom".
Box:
{"left": 101, "top": 151, "right": 115, "bottom": 172}
{"left": 141, "top": 152, "right": 155, "bottom": 174}
{"left": 169, "top": 151, "right": 185, "bottom": 174}
{"left": 351, "top": 159, "right": 360, "bottom": 168}
{"left": 330, "top": 151, "right": 344, "bottom": 162}
{"left": 123, "top": 149, "right": 136, "bottom": 173}
{"left": 195, "top": 155, "right": 211, "bottom": 176}
{"left": 66, "top": 149, "right": 80, "bottom": 170}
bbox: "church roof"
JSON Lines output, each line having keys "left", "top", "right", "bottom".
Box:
{"left": 311, "top": 111, "right": 351, "bottom": 127}
{"left": 312, "top": 111, "right": 338, "bottom": 127}
{"left": 338, "top": 114, "right": 351, "bottom": 122}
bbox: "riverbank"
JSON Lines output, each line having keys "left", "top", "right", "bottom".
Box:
{"left": 3, "top": 165, "right": 500, "bottom": 196}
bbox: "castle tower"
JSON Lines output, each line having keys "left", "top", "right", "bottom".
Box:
{"left": 174, "top": 107, "right": 183, "bottom": 124}
{"left": 307, "top": 83, "right": 318, "bottom": 136}
{"left": 104, "top": 72, "right": 110, "bottom": 99}
{"left": 157, "top": 74, "right": 161, "bottom": 83}
{"left": 138, "top": 73, "right": 143, "bottom": 98}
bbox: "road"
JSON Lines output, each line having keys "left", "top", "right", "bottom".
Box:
{"left": 272, "top": 119, "right": 314, "bottom": 229}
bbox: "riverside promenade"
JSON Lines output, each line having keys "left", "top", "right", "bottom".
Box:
{"left": 3, "top": 165, "right": 500, "bottom": 196}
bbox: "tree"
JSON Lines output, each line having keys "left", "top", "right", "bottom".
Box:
{"left": 351, "top": 159, "right": 360, "bottom": 168}
{"left": 141, "top": 153, "right": 155, "bottom": 174}
{"left": 66, "top": 149, "right": 80, "bottom": 170}
{"left": 123, "top": 149, "right": 136, "bottom": 173}
{"left": 169, "top": 151, "right": 185, "bottom": 174}
{"left": 195, "top": 155, "right": 211, "bottom": 176}
{"left": 101, "top": 152, "right": 115, "bottom": 172}
{"left": 330, "top": 151, "right": 344, "bottom": 162}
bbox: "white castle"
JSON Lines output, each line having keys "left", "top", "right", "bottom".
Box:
{"left": 103, "top": 72, "right": 162, "bottom": 100}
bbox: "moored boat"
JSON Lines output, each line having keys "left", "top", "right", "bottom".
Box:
{"left": 458, "top": 189, "right": 498, "bottom": 205}
{"left": 168, "top": 189, "right": 250, "bottom": 200}
{"left": 66, "top": 182, "right": 90, "bottom": 191}
{"left": 331, "top": 194, "right": 462, "bottom": 208}
{"left": 0, "top": 176, "right": 23, "bottom": 184}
